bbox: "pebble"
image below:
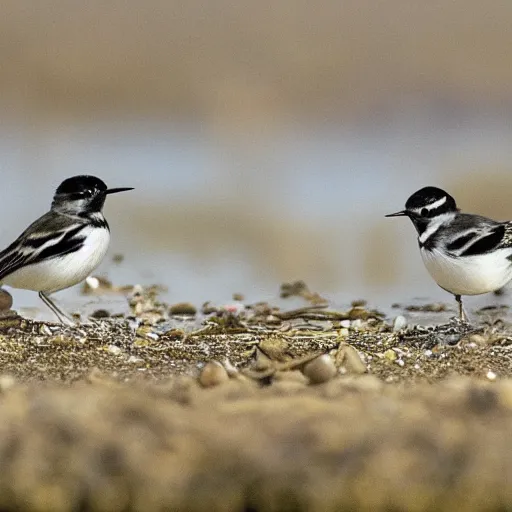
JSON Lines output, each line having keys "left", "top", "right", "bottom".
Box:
{"left": 169, "top": 302, "right": 197, "bottom": 316}
{"left": 348, "top": 308, "right": 367, "bottom": 320}
{"left": 223, "top": 359, "right": 240, "bottom": 378}
{"left": 130, "top": 284, "right": 144, "bottom": 296}
{"left": 112, "top": 253, "right": 124, "bottom": 264}
{"left": 468, "top": 334, "right": 487, "bottom": 346}
{"left": 39, "top": 324, "right": 52, "bottom": 336}
{"left": 339, "top": 320, "right": 351, "bottom": 329}
{"left": 343, "top": 345, "right": 367, "bottom": 374}
{"left": 82, "top": 276, "right": 113, "bottom": 294}
{"left": 201, "top": 302, "right": 218, "bottom": 315}
{"left": 302, "top": 355, "right": 337, "bottom": 384}
{"left": 486, "top": 370, "right": 497, "bottom": 381}
{"left": 107, "top": 345, "right": 122, "bottom": 355}
{"left": 351, "top": 319, "right": 363, "bottom": 329}
{"left": 0, "top": 289, "right": 12, "bottom": 311}
{"left": 0, "top": 374, "right": 15, "bottom": 392}
{"left": 393, "top": 315, "right": 407, "bottom": 332}
{"left": 127, "top": 355, "right": 144, "bottom": 365}
{"left": 259, "top": 337, "right": 289, "bottom": 362}
{"left": 199, "top": 361, "right": 229, "bottom": 387}
{"left": 384, "top": 349, "right": 397, "bottom": 361}
{"left": 90, "top": 309, "right": 110, "bottom": 319}
{"left": 50, "top": 335, "right": 73, "bottom": 346}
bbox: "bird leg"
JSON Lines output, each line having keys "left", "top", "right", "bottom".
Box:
{"left": 39, "top": 292, "right": 76, "bottom": 326}
{"left": 454, "top": 294, "right": 468, "bottom": 323}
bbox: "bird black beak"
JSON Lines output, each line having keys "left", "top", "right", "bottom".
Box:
{"left": 105, "top": 187, "right": 134, "bottom": 195}
{"left": 385, "top": 210, "right": 408, "bottom": 218}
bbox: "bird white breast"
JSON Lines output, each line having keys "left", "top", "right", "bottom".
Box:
{"left": 2, "top": 227, "right": 110, "bottom": 293}
{"left": 421, "top": 246, "right": 512, "bottom": 296}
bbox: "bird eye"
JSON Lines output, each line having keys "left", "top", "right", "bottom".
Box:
{"left": 83, "top": 189, "right": 92, "bottom": 198}
{"left": 420, "top": 208, "right": 428, "bottom": 217}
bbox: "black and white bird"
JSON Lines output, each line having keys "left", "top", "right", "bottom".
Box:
{"left": 386, "top": 186, "right": 512, "bottom": 321}
{"left": 0, "top": 175, "right": 133, "bottom": 325}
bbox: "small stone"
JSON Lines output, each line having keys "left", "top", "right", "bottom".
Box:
{"left": 82, "top": 276, "right": 113, "bottom": 294}
{"left": 50, "top": 335, "right": 73, "bottom": 346}
{"left": 223, "top": 359, "right": 240, "bottom": 378}
{"left": 90, "top": 309, "right": 110, "bottom": 319}
{"left": 127, "top": 355, "right": 144, "bottom": 365}
{"left": 303, "top": 355, "right": 337, "bottom": 384}
{"left": 107, "top": 345, "right": 122, "bottom": 355}
{"left": 351, "top": 319, "right": 363, "bottom": 329}
{"left": 339, "top": 320, "right": 351, "bottom": 329}
{"left": 468, "top": 334, "right": 487, "bottom": 346}
{"left": 348, "top": 308, "right": 369, "bottom": 320}
{"left": 0, "top": 374, "right": 15, "bottom": 392}
{"left": 384, "top": 349, "right": 398, "bottom": 361}
{"left": 280, "top": 280, "right": 308, "bottom": 298}
{"left": 161, "top": 328, "right": 184, "bottom": 340}
{"left": 393, "top": 315, "right": 407, "bottom": 332}
{"left": 199, "top": 361, "right": 229, "bottom": 388}
{"left": 253, "top": 348, "right": 273, "bottom": 371}
{"left": 39, "top": 324, "right": 52, "bottom": 336}
{"left": 338, "top": 328, "right": 349, "bottom": 337}
{"left": 130, "top": 284, "right": 144, "bottom": 296}
{"left": 136, "top": 326, "right": 154, "bottom": 338}
{"left": 112, "top": 253, "right": 124, "bottom": 264}
{"left": 259, "top": 338, "right": 289, "bottom": 362}
{"left": 201, "top": 302, "right": 218, "bottom": 315}
{"left": 0, "top": 289, "right": 13, "bottom": 311}
{"left": 343, "top": 345, "right": 367, "bottom": 374}
{"left": 486, "top": 370, "right": 497, "bottom": 381}
{"left": 169, "top": 302, "right": 197, "bottom": 316}
{"left": 406, "top": 302, "right": 447, "bottom": 313}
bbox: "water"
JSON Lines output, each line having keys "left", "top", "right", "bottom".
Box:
{"left": 2, "top": 111, "right": 512, "bottom": 320}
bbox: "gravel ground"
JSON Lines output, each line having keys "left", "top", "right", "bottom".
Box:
{"left": 0, "top": 281, "right": 511, "bottom": 511}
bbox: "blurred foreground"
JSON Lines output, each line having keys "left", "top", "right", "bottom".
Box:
{"left": 0, "top": 284, "right": 510, "bottom": 510}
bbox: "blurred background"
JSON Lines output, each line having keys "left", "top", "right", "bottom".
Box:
{"left": 2, "top": 0, "right": 512, "bottom": 311}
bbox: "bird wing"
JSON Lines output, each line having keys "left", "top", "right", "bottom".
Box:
{"left": 0, "top": 212, "right": 86, "bottom": 282}
{"left": 444, "top": 215, "right": 509, "bottom": 257}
